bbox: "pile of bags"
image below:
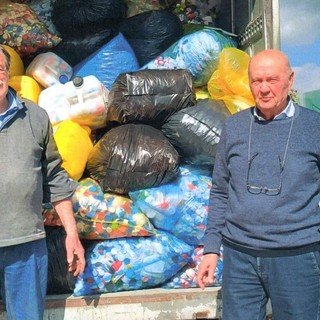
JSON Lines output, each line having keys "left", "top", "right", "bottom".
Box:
{"left": 1, "top": 0, "right": 255, "bottom": 296}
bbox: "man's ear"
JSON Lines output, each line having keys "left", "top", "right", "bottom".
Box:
{"left": 289, "top": 71, "right": 295, "bottom": 90}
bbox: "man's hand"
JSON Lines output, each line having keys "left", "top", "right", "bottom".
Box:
{"left": 196, "top": 253, "right": 218, "bottom": 290}
{"left": 53, "top": 198, "right": 86, "bottom": 276}
{"left": 65, "top": 233, "right": 85, "bottom": 276}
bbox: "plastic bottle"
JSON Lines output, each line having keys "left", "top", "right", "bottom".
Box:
{"left": 38, "top": 75, "right": 109, "bottom": 129}
{"left": 73, "top": 76, "right": 84, "bottom": 106}
{"left": 26, "top": 52, "right": 73, "bottom": 88}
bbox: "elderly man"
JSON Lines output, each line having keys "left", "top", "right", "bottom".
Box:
{"left": 197, "top": 49, "right": 320, "bottom": 319}
{"left": 0, "top": 45, "right": 85, "bottom": 319}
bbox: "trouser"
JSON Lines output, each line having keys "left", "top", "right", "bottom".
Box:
{"left": 222, "top": 244, "right": 320, "bottom": 320}
{"left": 0, "top": 239, "right": 48, "bottom": 320}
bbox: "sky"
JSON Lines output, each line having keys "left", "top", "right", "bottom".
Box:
{"left": 280, "top": 0, "right": 320, "bottom": 101}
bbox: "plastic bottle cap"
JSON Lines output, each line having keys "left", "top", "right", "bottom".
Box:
{"left": 73, "top": 76, "right": 84, "bottom": 88}
{"left": 59, "top": 74, "right": 69, "bottom": 84}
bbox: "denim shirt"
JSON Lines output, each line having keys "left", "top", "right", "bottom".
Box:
{"left": 0, "top": 88, "right": 23, "bottom": 131}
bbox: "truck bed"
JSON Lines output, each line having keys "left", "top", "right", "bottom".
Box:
{"left": 0, "top": 287, "right": 222, "bottom": 320}
{"left": 0, "top": 286, "right": 273, "bottom": 319}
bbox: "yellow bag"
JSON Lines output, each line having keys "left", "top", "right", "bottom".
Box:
{"left": 53, "top": 120, "right": 93, "bottom": 181}
{"left": 207, "top": 47, "right": 255, "bottom": 114}
{"left": 195, "top": 86, "right": 210, "bottom": 100}
{"left": 8, "top": 75, "right": 42, "bottom": 104}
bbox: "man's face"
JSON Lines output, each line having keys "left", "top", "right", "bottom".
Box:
{"left": 0, "top": 52, "right": 9, "bottom": 107}
{"left": 249, "top": 54, "right": 294, "bottom": 119}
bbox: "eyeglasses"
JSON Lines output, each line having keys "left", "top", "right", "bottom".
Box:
{"left": 246, "top": 153, "right": 283, "bottom": 196}
{"left": 246, "top": 115, "right": 294, "bottom": 196}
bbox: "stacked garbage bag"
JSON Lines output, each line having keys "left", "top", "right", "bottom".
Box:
{"left": 1, "top": 0, "right": 255, "bottom": 296}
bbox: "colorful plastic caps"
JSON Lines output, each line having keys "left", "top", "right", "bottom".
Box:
{"left": 142, "top": 27, "right": 237, "bottom": 87}
{"left": 72, "top": 178, "right": 156, "bottom": 240}
{"left": 163, "top": 245, "right": 223, "bottom": 289}
{"left": 129, "top": 165, "right": 212, "bottom": 245}
{"left": 73, "top": 230, "right": 193, "bottom": 296}
{"left": 0, "top": 1, "right": 61, "bottom": 57}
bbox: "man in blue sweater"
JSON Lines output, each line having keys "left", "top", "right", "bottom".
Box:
{"left": 0, "top": 46, "right": 85, "bottom": 319}
{"left": 197, "top": 49, "right": 320, "bottom": 319}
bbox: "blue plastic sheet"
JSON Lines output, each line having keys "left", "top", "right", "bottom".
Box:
{"left": 73, "top": 33, "right": 139, "bottom": 90}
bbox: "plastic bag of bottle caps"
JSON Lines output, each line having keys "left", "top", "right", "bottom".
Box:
{"left": 129, "top": 165, "right": 212, "bottom": 245}
{"left": 128, "top": 184, "right": 185, "bottom": 229}
{"left": 162, "top": 245, "right": 223, "bottom": 289}
{"left": 72, "top": 178, "right": 156, "bottom": 240}
{"left": 141, "top": 27, "right": 237, "bottom": 87}
{"left": 73, "top": 230, "right": 193, "bottom": 296}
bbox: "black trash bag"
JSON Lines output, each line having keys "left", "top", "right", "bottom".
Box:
{"left": 51, "top": 29, "right": 116, "bottom": 66}
{"left": 117, "top": 10, "right": 183, "bottom": 66}
{"left": 52, "top": 0, "right": 126, "bottom": 38}
{"left": 87, "top": 124, "right": 180, "bottom": 194}
{"left": 161, "top": 98, "right": 231, "bottom": 166}
{"left": 107, "top": 69, "right": 196, "bottom": 128}
{"left": 46, "top": 226, "right": 76, "bottom": 295}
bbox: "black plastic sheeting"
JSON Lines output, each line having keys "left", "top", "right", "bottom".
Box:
{"left": 46, "top": 226, "right": 76, "bottom": 295}
{"left": 51, "top": 29, "right": 116, "bottom": 67}
{"left": 117, "top": 10, "right": 184, "bottom": 66}
{"left": 107, "top": 69, "right": 196, "bottom": 128}
{"left": 86, "top": 124, "right": 180, "bottom": 194}
{"left": 161, "top": 98, "right": 231, "bottom": 166}
{"left": 51, "top": 0, "right": 126, "bottom": 38}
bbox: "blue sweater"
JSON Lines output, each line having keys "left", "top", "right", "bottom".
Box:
{"left": 203, "top": 105, "right": 320, "bottom": 256}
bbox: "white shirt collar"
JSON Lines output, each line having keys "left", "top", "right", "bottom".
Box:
{"left": 253, "top": 99, "right": 295, "bottom": 121}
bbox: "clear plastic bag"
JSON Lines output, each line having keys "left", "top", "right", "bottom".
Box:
{"left": 73, "top": 230, "right": 193, "bottom": 296}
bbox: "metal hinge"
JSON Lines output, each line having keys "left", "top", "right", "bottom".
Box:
{"left": 238, "top": 15, "right": 263, "bottom": 48}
